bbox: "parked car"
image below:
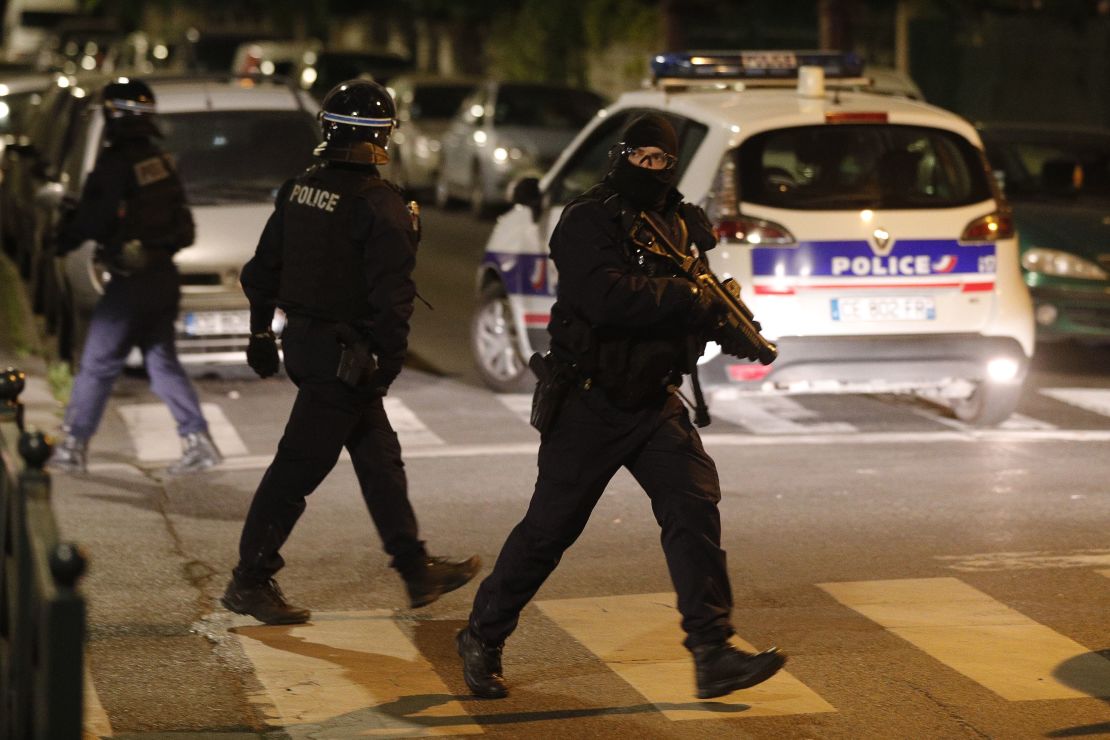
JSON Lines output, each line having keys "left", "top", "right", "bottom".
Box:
{"left": 436, "top": 81, "right": 605, "bottom": 216}
{"left": 475, "top": 51, "right": 1034, "bottom": 426}
{"left": 383, "top": 74, "right": 476, "bottom": 196}
{"left": 979, "top": 123, "right": 1110, "bottom": 344}
{"left": 295, "top": 49, "right": 413, "bottom": 100}
{"left": 0, "top": 71, "right": 53, "bottom": 258}
{"left": 8, "top": 73, "right": 320, "bottom": 365}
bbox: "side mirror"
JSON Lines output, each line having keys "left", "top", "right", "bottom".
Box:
{"left": 1040, "top": 159, "right": 1080, "bottom": 197}
{"left": 34, "top": 181, "right": 66, "bottom": 210}
{"left": 509, "top": 176, "right": 542, "bottom": 221}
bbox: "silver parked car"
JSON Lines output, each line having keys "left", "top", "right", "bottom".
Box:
{"left": 47, "top": 75, "right": 320, "bottom": 366}
{"left": 384, "top": 74, "right": 476, "bottom": 196}
{"left": 435, "top": 81, "right": 604, "bottom": 216}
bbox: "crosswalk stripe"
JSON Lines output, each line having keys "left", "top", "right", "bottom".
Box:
{"left": 496, "top": 393, "right": 533, "bottom": 426}
{"left": 383, "top": 398, "right": 445, "bottom": 447}
{"left": 1041, "top": 388, "right": 1110, "bottom": 419}
{"left": 707, "top": 389, "right": 857, "bottom": 434}
{"left": 229, "top": 611, "right": 481, "bottom": 737}
{"left": 83, "top": 670, "right": 112, "bottom": 740}
{"left": 535, "top": 592, "right": 835, "bottom": 719}
{"left": 819, "top": 577, "right": 1110, "bottom": 701}
{"left": 117, "top": 402, "right": 248, "bottom": 461}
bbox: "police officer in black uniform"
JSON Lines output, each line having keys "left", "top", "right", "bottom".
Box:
{"left": 221, "top": 80, "right": 479, "bottom": 625}
{"left": 50, "top": 77, "right": 221, "bottom": 476}
{"left": 456, "top": 114, "right": 785, "bottom": 700}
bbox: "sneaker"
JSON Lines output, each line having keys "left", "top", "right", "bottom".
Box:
{"left": 48, "top": 434, "right": 88, "bottom": 474}
{"left": 220, "top": 577, "right": 310, "bottom": 625}
{"left": 692, "top": 642, "right": 786, "bottom": 700}
{"left": 456, "top": 627, "right": 508, "bottom": 699}
{"left": 402, "top": 555, "right": 481, "bottom": 608}
{"left": 167, "top": 431, "right": 222, "bottom": 475}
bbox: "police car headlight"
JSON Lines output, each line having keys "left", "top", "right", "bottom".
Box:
{"left": 1021, "top": 247, "right": 1108, "bottom": 280}
{"left": 987, "top": 357, "right": 1020, "bottom": 383}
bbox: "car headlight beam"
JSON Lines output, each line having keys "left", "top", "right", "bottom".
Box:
{"left": 1021, "top": 247, "right": 1108, "bottom": 280}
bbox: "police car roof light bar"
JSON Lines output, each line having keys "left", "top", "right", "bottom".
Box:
{"left": 651, "top": 50, "right": 865, "bottom": 82}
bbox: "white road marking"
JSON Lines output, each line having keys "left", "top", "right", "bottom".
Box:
{"left": 383, "top": 398, "right": 444, "bottom": 447}
{"left": 83, "top": 670, "right": 112, "bottom": 740}
{"left": 1041, "top": 388, "right": 1110, "bottom": 419}
{"left": 707, "top": 389, "right": 857, "bottom": 434}
{"left": 207, "top": 428, "right": 1110, "bottom": 469}
{"left": 230, "top": 611, "right": 481, "bottom": 738}
{"left": 536, "top": 592, "right": 834, "bottom": 719}
{"left": 820, "top": 577, "right": 1110, "bottom": 701}
{"left": 117, "top": 402, "right": 247, "bottom": 461}
{"left": 936, "top": 549, "right": 1110, "bottom": 571}
{"left": 496, "top": 393, "right": 534, "bottom": 425}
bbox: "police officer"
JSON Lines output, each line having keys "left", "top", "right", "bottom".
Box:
{"left": 50, "top": 77, "right": 221, "bottom": 476}
{"left": 456, "top": 114, "right": 785, "bottom": 700}
{"left": 220, "top": 80, "right": 479, "bottom": 625}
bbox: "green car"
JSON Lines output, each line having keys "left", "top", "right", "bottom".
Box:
{"left": 979, "top": 124, "right": 1110, "bottom": 344}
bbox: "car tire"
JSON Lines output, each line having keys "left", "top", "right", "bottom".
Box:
{"left": 951, "top": 381, "right": 1023, "bottom": 427}
{"left": 471, "top": 281, "right": 532, "bottom": 392}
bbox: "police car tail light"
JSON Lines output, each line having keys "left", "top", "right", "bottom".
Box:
{"left": 714, "top": 216, "right": 795, "bottom": 246}
{"left": 959, "top": 212, "right": 1014, "bottom": 243}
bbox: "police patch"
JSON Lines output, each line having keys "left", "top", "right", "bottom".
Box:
{"left": 134, "top": 156, "right": 171, "bottom": 187}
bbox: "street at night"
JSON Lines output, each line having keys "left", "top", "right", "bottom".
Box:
{"left": 20, "top": 207, "right": 1108, "bottom": 738}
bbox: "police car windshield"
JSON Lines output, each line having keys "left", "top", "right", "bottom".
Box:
{"left": 983, "top": 133, "right": 1110, "bottom": 205}
{"left": 159, "top": 110, "right": 318, "bottom": 205}
{"left": 411, "top": 84, "right": 474, "bottom": 120}
{"left": 493, "top": 85, "right": 603, "bottom": 129}
{"left": 737, "top": 124, "right": 992, "bottom": 210}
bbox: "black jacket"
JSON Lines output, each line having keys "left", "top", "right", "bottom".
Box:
{"left": 240, "top": 162, "right": 418, "bottom": 387}
{"left": 59, "top": 135, "right": 193, "bottom": 258}
{"left": 547, "top": 184, "right": 702, "bottom": 402}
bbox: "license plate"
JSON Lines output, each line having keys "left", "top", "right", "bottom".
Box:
{"left": 831, "top": 297, "right": 936, "bottom": 322}
{"left": 181, "top": 310, "right": 251, "bottom": 336}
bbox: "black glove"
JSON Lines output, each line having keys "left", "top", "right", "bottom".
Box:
{"left": 246, "top": 331, "right": 280, "bottom": 378}
{"left": 367, "top": 364, "right": 400, "bottom": 397}
{"left": 687, "top": 283, "right": 720, "bottom": 330}
{"left": 679, "top": 202, "right": 717, "bottom": 253}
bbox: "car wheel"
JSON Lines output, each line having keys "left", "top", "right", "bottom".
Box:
{"left": 951, "top": 381, "right": 1023, "bottom": 427}
{"left": 471, "top": 281, "right": 532, "bottom": 392}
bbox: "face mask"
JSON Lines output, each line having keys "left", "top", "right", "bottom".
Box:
{"left": 608, "top": 156, "right": 676, "bottom": 211}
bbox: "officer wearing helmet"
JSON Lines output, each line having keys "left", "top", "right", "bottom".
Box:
{"left": 221, "top": 79, "right": 479, "bottom": 625}
{"left": 50, "top": 77, "right": 221, "bottom": 476}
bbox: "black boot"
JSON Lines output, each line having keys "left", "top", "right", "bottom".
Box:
{"left": 220, "top": 577, "right": 310, "bottom": 625}
{"left": 456, "top": 627, "right": 508, "bottom": 699}
{"left": 402, "top": 555, "right": 481, "bottom": 608}
{"left": 692, "top": 642, "right": 786, "bottom": 699}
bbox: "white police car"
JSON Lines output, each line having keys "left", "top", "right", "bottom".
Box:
{"left": 472, "top": 51, "right": 1034, "bottom": 426}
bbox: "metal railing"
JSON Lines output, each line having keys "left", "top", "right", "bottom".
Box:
{"left": 0, "top": 367, "right": 87, "bottom": 739}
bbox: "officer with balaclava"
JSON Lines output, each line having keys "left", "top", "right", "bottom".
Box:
{"left": 49, "top": 77, "right": 221, "bottom": 476}
{"left": 221, "top": 79, "right": 479, "bottom": 625}
{"left": 456, "top": 113, "right": 786, "bottom": 700}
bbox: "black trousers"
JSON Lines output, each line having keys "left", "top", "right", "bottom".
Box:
{"left": 469, "top": 387, "right": 734, "bottom": 651}
{"left": 234, "top": 314, "right": 425, "bottom": 585}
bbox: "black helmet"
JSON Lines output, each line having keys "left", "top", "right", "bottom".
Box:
{"left": 315, "top": 79, "right": 396, "bottom": 165}
{"left": 101, "top": 77, "right": 159, "bottom": 139}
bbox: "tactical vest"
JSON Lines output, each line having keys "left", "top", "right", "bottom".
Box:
{"left": 550, "top": 184, "right": 699, "bottom": 408}
{"left": 115, "top": 138, "right": 194, "bottom": 254}
{"left": 278, "top": 164, "right": 401, "bottom": 323}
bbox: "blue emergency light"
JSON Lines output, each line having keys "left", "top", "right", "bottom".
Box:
{"left": 651, "top": 50, "right": 865, "bottom": 81}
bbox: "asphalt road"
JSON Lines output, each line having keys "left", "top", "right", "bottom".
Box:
{"left": 19, "top": 206, "right": 1110, "bottom": 739}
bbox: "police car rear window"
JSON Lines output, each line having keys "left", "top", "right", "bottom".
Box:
{"left": 736, "top": 124, "right": 991, "bottom": 210}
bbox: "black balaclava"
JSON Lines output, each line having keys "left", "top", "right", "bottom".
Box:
{"left": 606, "top": 113, "right": 679, "bottom": 211}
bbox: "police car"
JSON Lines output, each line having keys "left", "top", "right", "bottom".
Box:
{"left": 472, "top": 51, "right": 1034, "bottom": 427}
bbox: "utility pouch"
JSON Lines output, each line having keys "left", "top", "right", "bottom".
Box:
{"left": 529, "top": 352, "right": 573, "bottom": 434}
{"left": 335, "top": 324, "right": 378, "bottom": 387}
